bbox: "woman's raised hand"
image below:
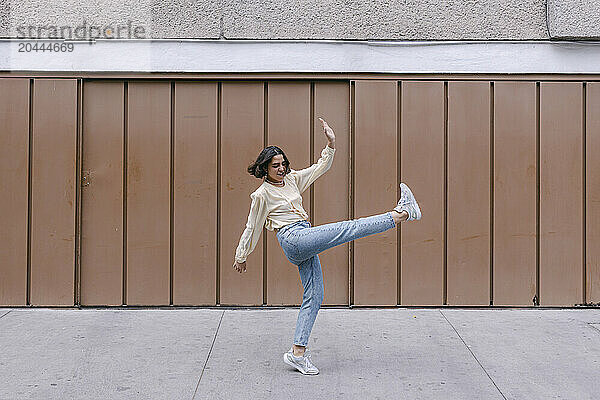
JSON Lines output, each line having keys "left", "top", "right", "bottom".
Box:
{"left": 318, "top": 117, "right": 336, "bottom": 144}
{"left": 233, "top": 260, "right": 247, "bottom": 273}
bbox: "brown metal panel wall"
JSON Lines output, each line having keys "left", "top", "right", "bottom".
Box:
{"left": 313, "top": 82, "right": 350, "bottom": 305}
{"left": 540, "top": 82, "right": 584, "bottom": 306}
{"left": 126, "top": 82, "right": 171, "bottom": 305}
{"left": 353, "top": 81, "right": 398, "bottom": 306}
{"left": 587, "top": 83, "right": 600, "bottom": 304}
{"left": 493, "top": 82, "right": 537, "bottom": 306}
{"left": 30, "top": 79, "right": 78, "bottom": 306}
{"left": 447, "top": 81, "right": 490, "bottom": 306}
{"left": 172, "top": 82, "right": 218, "bottom": 305}
{"left": 80, "top": 81, "right": 124, "bottom": 305}
{"left": 266, "top": 82, "right": 310, "bottom": 305}
{"left": 220, "top": 82, "right": 264, "bottom": 305}
{"left": 3, "top": 76, "right": 595, "bottom": 307}
{"left": 0, "top": 79, "right": 29, "bottom": 305}
{"left": 400, "top": 81, "right": 444, "bottom": 305}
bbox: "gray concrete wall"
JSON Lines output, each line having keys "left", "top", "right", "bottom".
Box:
{"left": 0, "top": 0, "right": 546, "bottom": 40}
{"left": 221, "top": 0, "right": 548, "bottom": 40}
{"left": 0, "top": 0, "right": 598, "bottom": 40}
{"left": 547, "top": 0, "right": 600, "bottom": 39}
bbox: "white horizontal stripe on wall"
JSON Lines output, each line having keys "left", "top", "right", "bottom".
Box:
{"left": 3, "top": 39, "right": 600, "bottom": 73}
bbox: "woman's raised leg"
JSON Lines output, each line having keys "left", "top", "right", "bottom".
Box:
{"left": 286, "top": 211, "right": 403, "bottom": 264}
{"left": 284, "top": 180, "right": 422, "bottom": 264}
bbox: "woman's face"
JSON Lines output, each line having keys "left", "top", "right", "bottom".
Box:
{"left": 267, "top": 154, "right": 286, "bottom": 183}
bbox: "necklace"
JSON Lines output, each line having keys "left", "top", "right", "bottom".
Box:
{"left": 265, "top": 177, "right": 285, "bottom": 187}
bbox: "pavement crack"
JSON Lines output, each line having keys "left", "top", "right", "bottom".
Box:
{"left": 192, "top": 310, "right": 225, "bottom": 400}
{"left": 587, "top": 323, "right": 600, "bottom": 334}
{"left": 439, "top": 310, "right": 507, "bottom": 400}
{"left": 0, "top": 310, "right": 13, "bottom": 320}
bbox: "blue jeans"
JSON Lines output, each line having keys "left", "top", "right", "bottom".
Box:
{"left": 276, "top": 212, "right": 397, "bottom": 347}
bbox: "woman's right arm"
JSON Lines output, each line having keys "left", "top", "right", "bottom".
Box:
{"left": 234, "top": 192, "right": 267, "bottom": 270}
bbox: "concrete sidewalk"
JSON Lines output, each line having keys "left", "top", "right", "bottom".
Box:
{"left": 1, "top": 307, "right": 599, "bottom": 400}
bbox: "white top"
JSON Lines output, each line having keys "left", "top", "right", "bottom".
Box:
{"left": 234, "top": 144, "right": 336, "bottom": 263}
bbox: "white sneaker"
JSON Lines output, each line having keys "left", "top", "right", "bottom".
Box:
{"left": 283, "top": 347, "right": 319, "bottom": 375}
{"left": 394, "top": 183, "right": 421, "bottom": 221}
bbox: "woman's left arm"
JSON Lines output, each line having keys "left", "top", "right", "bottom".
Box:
{"left": 292, "top": 118, "right": 336, "bottom": 193}
{"left": 320, "top": 117, "right": 335, "bottom": 149}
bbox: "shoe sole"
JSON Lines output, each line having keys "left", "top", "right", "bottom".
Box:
{"left": 399, "top": 183, "right": 421, "bottom": 220}
{"left": 283, "top": 353, "right": 319, "bottom": 375}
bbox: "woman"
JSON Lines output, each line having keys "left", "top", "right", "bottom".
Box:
{"left": 233, "top": 117, "right": 421, "bottom": 375}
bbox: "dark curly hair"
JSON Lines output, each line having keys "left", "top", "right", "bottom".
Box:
{"left": 247, "top": 145, "right": 291, "bottom": 179}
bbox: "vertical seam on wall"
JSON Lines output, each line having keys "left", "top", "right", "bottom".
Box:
{"left": 535, "top": 81, "right": 540, "bottom": 306}
{"left": 27, "top": 78, "right": 33, "bottom": 306}
{"left": 218, "top": 5, "right": 224, "bottom": 39}
{"left": 397, "top": 81, "right": 402, "bottom": 306}
{"left": 545, "top": 1, "right": 553, "bottom": 39}
{"left": 263, "top": 81, "right": 268, "bottom": 306}
{"left": 490, "top": 81, "right": 494, "bottom": 306}
{"left": 310, "top": 82, "right": 315, "bottom": 227}
{"left": 443, "top": 81, "right": 448, "bottom": 306}
{"left": 349, "top": 81, "right": 355, "bottom": 307}
{"left": 75, "top": 78, "right": 83, "bottom": 306}
{"left": 123, "top": 81, "right": 128, "bottom": 306}
{"left": 216, "top": 82, "right": 222, "bottom": 306}
{"left": 170, "top": 81, "right": 175, "bottom": 306}
{"left": 583, "top": 82, "right": 587, "bottom": 304}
